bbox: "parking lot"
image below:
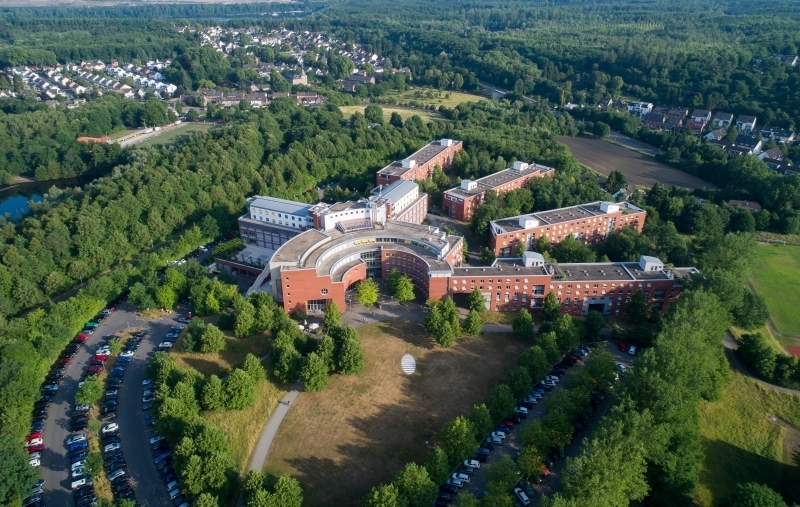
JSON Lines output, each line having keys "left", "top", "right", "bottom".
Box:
{"left": 456, "top": 342, "right": 636, "bottom": 503}
{"left": 38, "top": 303, "right": 182, "bottom": 506}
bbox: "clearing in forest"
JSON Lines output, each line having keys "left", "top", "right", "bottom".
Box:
{"left": 264, "top": 320, "right": 527, "bottom": 506}
{"left": 751, "top": 243, "right": 800, "bottom": 337}
{"left": 338, "top": 105, "right": 443, "bottom": 123}
{"left": 556, "top": 135, "right": 716, "bottom": 190}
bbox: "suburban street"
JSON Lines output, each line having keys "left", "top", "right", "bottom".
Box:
{"left": 40, "top": 302, "right": 185, "bottom": 507}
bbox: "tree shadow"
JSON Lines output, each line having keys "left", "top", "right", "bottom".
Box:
{"left": 700, "top": 437, "right": 799, "bottom": 505}
{"left": 279, "top": 328, "right": 525, "bottom": 506}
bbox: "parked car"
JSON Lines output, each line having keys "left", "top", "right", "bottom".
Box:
{"left": 101, "top": 423, "right": 119, "bottom": 434}
{"left": 158, "top": 341, "right": 174, "bottom": 349}
{"left": 104, "top": 443, "right": 121, "bottom": 453}
{"left": 71, "top": 478, "right": 92, "bottom": 490}
{"left": 451, "top": 472, "right": 470, "bottom": 483}
{"left": 66, "top": 434, "right": 86, "bottom": 445}
{"left": 617, "top": 341, "right": 628, "bottom": 352}
{"left": 513, "top": 487, "right": 531, "bottom": 505}
{"left": 628, "top": 345, "right": 637, "bottom": 355}
{"left": 107, "top": 469, "right": 126, "bottom": 482}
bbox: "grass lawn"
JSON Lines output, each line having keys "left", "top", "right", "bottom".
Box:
{"left": 108, "top": 128, "right": 135, "bottom": 140}
{"left": 381, "top": 87, "right": 487, "bottom": 108}
{"left": 697, "top": 369, "right": 800, "bottom": 506}
{"left": 338, "top": 105, "right": 442, "bottom": 123}
{"left": 170, "top": 327, "right": 285, "bottom": 472}
{"left": 137, "top": 122, "right": 215, "bottom": 148}
{"left": 751, "top": 243, "right": 800, "bottom": 336}
{"left": 264, "top": 319, "right": 528, "bottom": 506}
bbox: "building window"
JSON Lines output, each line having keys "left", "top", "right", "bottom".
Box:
{"left": 321, "top": 288, "right": 329, "bottom": 295}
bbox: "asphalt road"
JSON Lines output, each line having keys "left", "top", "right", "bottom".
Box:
{"left": 116, "top": 306, "right": 183, "bottom": 507}
{"left": 40, "top": 303, "right": 181, "bottom": 507}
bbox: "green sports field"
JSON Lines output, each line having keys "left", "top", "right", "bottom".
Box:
{"left": 751, "top": 243, "right": 800, "bottom": 336}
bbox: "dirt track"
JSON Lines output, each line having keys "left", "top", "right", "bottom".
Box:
{"left": 557, "top": 136, "right": 717, "bottom": 190}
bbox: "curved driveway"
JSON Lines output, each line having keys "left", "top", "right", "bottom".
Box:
{"left": 41, "top": 304, "right": 176, "bottom": 507}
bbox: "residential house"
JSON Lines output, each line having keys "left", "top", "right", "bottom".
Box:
{"left": 710, "top": 140, "right": 754, "bottom": 157}
{"left": 665, "top": 116, "right": 684, "bottom": 132}
{"left": 597, "top": 97, "right": 613, "bottom": 108}
{"left": 775, "top": 54, "right": 799, "bottom": 66}
{"left": 641, "top": 112, "right": 666, "bottom": 130}
{"left": 726, "top": 200, "right": 762, "bottom": 212}
{"left": 760, "top": 125, "right": 796, "bottom": 144}
{"left": 759, "top": 147, "right": 784, "bottom": 162}
{"left": 712, "top": 112, "right": 734, "bottom": 128}
{"left": 666, "top": 108, "right": 688, "bottom": 120}
{"left": 286, "top": 70, "right": 307, "bottom": 85}
{"left": 684, "top": 119, "right": 706, "bottom": 135}
{"left": 690, "top": 109, "right": 712, "bottom": 122}
{"left": 706, "top": 127, "right": 728, "bottom": 141}
{"left": 736, "top": 114, "right": 757, "bottom": 132}
{"left": 735, "top": 134, "right": 762, "bottom": 153}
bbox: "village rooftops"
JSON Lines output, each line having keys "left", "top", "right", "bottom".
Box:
{"left": 490, "top": 201, "right": 644, "bottom": 233}
{"left": 445, "top": 163, "right": 555, "bottom": 199}
{"left": 376, "top": 139, "right": 461, "bottom": 178}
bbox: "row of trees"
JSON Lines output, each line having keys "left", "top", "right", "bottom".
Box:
{"left": 271, "top": 302, "right": 365, "bottom": 391}
{"left": 737, "top": 332, "right": 800, "bottom": 390}
{"left": 146, "top": 350, "right": 269, "bottom": 505}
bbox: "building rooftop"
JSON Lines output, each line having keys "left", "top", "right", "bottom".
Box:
{"left": 372, "top": 179, "right": 417, "bottom": 204}
{"left": 376, "top": 139, "right": 461, "bottom": 178}
{"left": 453, "top": 258, "right": 697, "bottom": 282}
{"left": 445, "top": 163, "right": 554, "bottom": 199}
{"left": 270, "top": 220, "right": 460, "bottom": 274}
{"left": 248, "top": 195, "right": 314, "bottom": 217}
{"left": 490, "top": 201, "right": 644, "bottom": 233}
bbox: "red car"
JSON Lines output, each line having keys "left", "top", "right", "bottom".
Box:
{"left": 617, "top": 341, "right": 628, "bottom": 352}
{"left": 27, "top": 444, "right": 44, "bottom": 453}
{"left": 541, "top": 466, "right": 552, "bottom": 477}
{"left": 501, "top": 419, "right": 516, "bottom": 428}
{"left": 94, "top": 354, "right": 109, "bottom": 361}
{"left": 58, "top": 357, "right": 71, "bottom": 365}
{"left": 86, "top": 365, "right": 103, "bottom": 374}
{"left": 74, "top": 334, "right": 89, "bottom": 343}
{"left": 25, "top": 432, "right": 42, "bottom": 443}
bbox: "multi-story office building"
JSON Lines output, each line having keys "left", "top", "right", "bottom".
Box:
{"left": 375, "top": 139, "right": 463, "bottom": 186}
{"left": 442, "top": 162, "right": 554, "bottom": 221}
{"left": 489, "top": 201, "right": 647, "bottom": 257}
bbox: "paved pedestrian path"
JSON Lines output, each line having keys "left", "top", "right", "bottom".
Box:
{"left": 722, "top": 334, "right": 800, "bottom": 396}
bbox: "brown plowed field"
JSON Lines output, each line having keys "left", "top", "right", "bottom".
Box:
{"left": 557, "top": 136, "right": 717, "bottom": 190}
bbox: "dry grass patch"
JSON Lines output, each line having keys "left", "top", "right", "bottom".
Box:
{"left": 339, "top": 105, "right": 442, "bottom": 123}
{"left": 170, "top": 327, "right": 273, "bottom": 377}
{"left": 205, "top": 372, "right": 285, "bottom": 471}
{"left": 382, "top": 87, "right": 487, "bottom": 108}
{"left": 264, "top": 319, "right": 528, "bottom": 506}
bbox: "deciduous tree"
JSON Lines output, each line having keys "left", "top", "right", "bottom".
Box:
{"left": 513, "top": 310, "right": 534, "bottom": 340}
{"left": 356, "top": 278, "right": 379, "bottom": 307}
{"left": 488, "top": 384, "right": 516, "bottom": 421}
{"left": 441, "top": 416, "right": 477, "bottom": 467}
{"left": 300, "top": 352, "right": 329, "bottom": 392}
{"left": 541, "top": 292, "right": 561, "bottom": 322}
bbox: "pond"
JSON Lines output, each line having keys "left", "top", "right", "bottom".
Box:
{"left": 0, "top": 176, "right": 96, "bottom": 221}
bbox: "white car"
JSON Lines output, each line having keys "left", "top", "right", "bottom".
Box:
{"left": 71, "top": 466, "right": 84, "bottom": 478}
{"left": 74, "top": 404, "right": 91, "bottom": 412}
{"left": 104, "top": 443, "right": 121, "bottom": 453}
{"left": 464, "top": 459, "right": 481, "bottom": 469}
{"left": 452, "top": 472, "right": 470, "bottom": 483}
{"left": 95, "top": 348, "right": 111, "bottom": 356}
{"left": 165, "top": 332, "right": 180, "bottom": 340}
{"left": 171, "top": 324, "right": 185, "bottom": 331}
{"left": 28, "top": 452, "right": 41, "bottom": 460}
{"left": 545, "top": 375, "right": 560, "bottom": 383}
{"left": 142, "top": 395, "right": 155, "bottom": 403}
{"left": 616, "top": 363, "right": 627, "bottom": 373}
{"left": 71, "top": 478, "right": 91, "bottom": 490}
{"left": 120, "top": 350, "right": 134, "bottom": 358}
{"left": 628, "top": 345, "right": 637, "bottom": 355}
{"left": 491, "top": 431, "right": 507, "bottom": 441}
{"left": 71, "top": 461, "right": 84, "bottom": 470}
{"left": 143, "top": 379, "right": 153, "bottom": 386}
{"left": 178, "top": 317, "right": 191, "bottom": 324}
{"left": 66, "top": 434, "right": 86, "bottom": 445}
{"left": 513, "top": 487, "right": 531, "bottom": 506}
{"left": 26, "top": 438, "right": 43, "bottom": 447}
{"left": 446, "top": 477, "right": 463, "bottom": 488}
{"left": 158, "top": 341, "right": 174, "bottom": 349}
{"left": 101, "top": 423, "right": 119, "bottom": 434}
{"left": 105, "top": 390, "right": 118, "bottom": 398}
{"left": 29, "top": 458, "right": 40, "bottom": 467}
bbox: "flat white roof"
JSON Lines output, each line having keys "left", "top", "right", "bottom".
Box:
{"left": 249, "top": 196, "right": 313, "bottom": 217}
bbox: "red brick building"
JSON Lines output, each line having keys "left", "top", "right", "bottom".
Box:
{"left": 489, "top": 201, "right": 646, "bottom": 257}
{"left": 448, "top": 253, "right": 696, "bottom": 316}
{"left": 265, "top": 221, "right": 464, "bottom": 313}
{"left": 442, "top": 162, "right": 554, "bottom": 221}
{"left": 376, "top": 139, "right": 463, "bottom": 186}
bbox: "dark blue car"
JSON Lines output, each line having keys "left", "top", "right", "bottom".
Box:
{"left": 68, "top": 440, "right": 88, "bottom": 452}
